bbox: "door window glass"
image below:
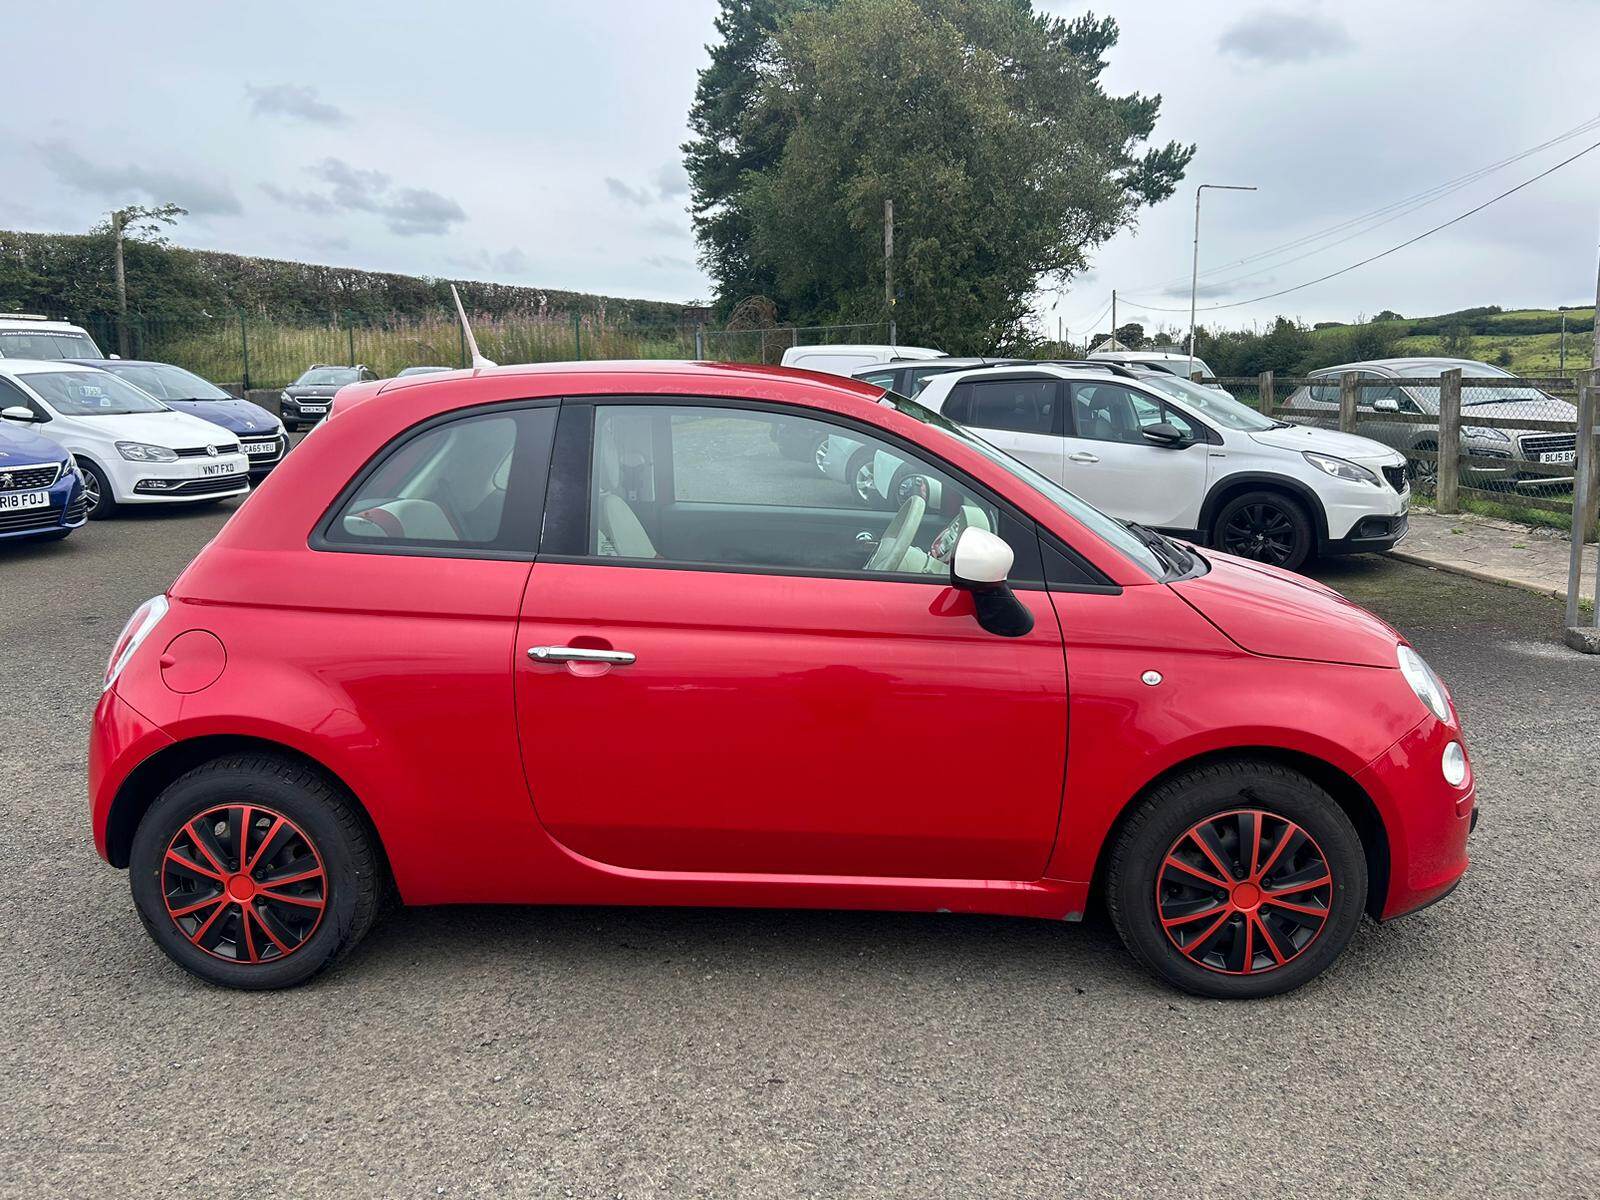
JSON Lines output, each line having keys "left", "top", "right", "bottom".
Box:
{"left": 962, "top": 379, "right": 1058, "bottom": 434}
{"left": 326, "top": 407, "right": 554, "bottom": 552}
{"left": 1070, "top": 382, "right": 1190, "bottom": 444}
{"left": 589, "top": 404, "right": 1001, "bottom": 579}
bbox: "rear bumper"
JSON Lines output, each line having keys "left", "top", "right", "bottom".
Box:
{"left": 1355, "top": 716, "right": 1475, "bottom": 920}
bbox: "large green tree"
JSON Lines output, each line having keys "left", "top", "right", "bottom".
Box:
{"left": 684, "top": 0, "right": 1193, "bottom": 349}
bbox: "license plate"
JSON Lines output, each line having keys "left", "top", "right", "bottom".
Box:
{"left": 0, "top": 489, "right": 48, "bottom": 512}
{"left": 244, "top": 442, "right": 276, "bottom": 456}
{"left": 300, "top": 405, "right": 327, "bottom": 415}
{"left": 1539, "top": 450, "right": 1576, "bottom": 464}
{"left": 201, "top": 462, "right": 242, "bottom": 477}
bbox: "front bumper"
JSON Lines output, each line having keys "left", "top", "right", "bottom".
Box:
{"left": 1354, "top": 714, "right": 1475, "bottom": 920}
{"left": 1321, "top": 466, "right": 1410, "bottom": 551}
{"left": 281, "top": 395, "right": 333, "bottom": 422}
{"left": 114, "top": 453, "right": 251, "bottom": 505}
{"left": 0, "top": 472, "right": 87, "bottom": 540}
{"left": 1323, "top": 511, "right": 1409, "bottom": 556}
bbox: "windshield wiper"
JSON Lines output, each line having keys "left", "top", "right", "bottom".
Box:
{"left": 1124, "top": 521, "right": 1191, "bottom": 576}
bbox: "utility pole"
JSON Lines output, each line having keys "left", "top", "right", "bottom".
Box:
{"left": 1111, "top": 290, "right": 1117, "bottom": 349}
{"left": 1560, "top": 311, "right": 1567, "bottom": 373}
{"left": 883, "top": 198, "right": 895, "bottom": 347}
{"left": 1189, "top": 183, "right": 1257, "bottom": 379}
{"left": 111, "top": 208, "right": 130, "bottom": 358}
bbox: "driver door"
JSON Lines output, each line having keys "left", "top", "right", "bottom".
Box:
{"left": 515, "top": 400, "right": 1068, "bottom": 881}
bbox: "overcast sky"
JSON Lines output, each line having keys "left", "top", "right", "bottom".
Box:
{"left": 5, "top": 0, "right": 1597, "bottom": 336}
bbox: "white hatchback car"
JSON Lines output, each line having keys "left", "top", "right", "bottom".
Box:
{"left": 0, "top": 360, "right": 250, "bottom": 518}
{"left": 861, "top": 363, "right": 1410, "bottom": 571}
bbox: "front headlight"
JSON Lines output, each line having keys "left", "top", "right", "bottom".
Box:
{"left": 1463, "top": 425, "right": 1510, "bottom": 443}
{"left": 1303, "top": 451, "right": 1379, "bottom": 485}
{"left": 59, "top": 458, "right": 80, "bottom": 483}
{"left": 115, "top": 441, "right": 179, "bottom": 463}
{"left": 1398, "top": 644, "right": 1452, "bottom": 722}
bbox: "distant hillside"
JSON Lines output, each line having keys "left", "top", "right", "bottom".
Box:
{"left": 0, "top": 229, "right": 687, "bottom": 325}
{"left": 1307, "top": 305, "right": 1595, "bottom": 374}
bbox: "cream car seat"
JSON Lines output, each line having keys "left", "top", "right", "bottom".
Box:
{"left": 595, "top": 426, "right": 657, "bottom": 558}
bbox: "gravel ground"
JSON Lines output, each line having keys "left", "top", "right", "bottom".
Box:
{"left": 1, "top": 496, "right": 1597, "bottom": 1198}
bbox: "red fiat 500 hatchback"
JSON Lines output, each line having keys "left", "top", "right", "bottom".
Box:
{"left": 90, "top": 362, "right": 1475, "bottom": 997}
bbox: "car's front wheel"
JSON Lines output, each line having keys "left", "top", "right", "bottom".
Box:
{"left": 1106, "top": 759, "right": 1367, "bottom": 998}
{"left": 1212, "top": 490, "right": 1313, "bottom": 571}
{"left": 128, "top": 753, "right": 384, "bottom": 989}
{"left": 845, "top": 447, "right": 877, "bottom": 506}
{"left": 77, "top": 458, "right": 115, "bottom": 520}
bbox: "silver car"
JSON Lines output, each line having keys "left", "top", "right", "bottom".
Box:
{"left": 1285, "top": 357, "right": 1577, "bottom": 492}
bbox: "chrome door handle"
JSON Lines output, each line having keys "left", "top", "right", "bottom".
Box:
{"left": 1067, "top": 452, "right": 1100, "bottom": 464}
{"left": 527, "top": 646, "right": 636, "bottom": 666}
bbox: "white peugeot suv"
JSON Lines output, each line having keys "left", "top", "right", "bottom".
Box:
{"left": 0, "top": 360, "right": 250, "bottom": 519}
{"left": 870, "top": 362, "right": 1410, "bottom": 571}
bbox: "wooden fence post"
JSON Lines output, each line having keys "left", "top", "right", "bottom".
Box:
{"left": 1258, "top": 370, "right": 1274, "bottom": 416}
{"left": 1436, "top": 367, "right": 1462, "bottom": 514}
{"left": 1338, "top": 371, "right": 1358, "bottom": 433}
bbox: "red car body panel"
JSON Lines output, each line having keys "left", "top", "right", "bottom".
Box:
{"left": 90, "top": 362, "right": 1472, "bottom": 925}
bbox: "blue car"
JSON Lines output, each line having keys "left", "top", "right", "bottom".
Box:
{"left": 70, "top": 359, "right": 288, "bottom": 480}
{"left": 0, "top": 419, "right": 86, "bottom": 543}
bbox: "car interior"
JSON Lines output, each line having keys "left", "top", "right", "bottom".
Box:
{"left": 590, "top": 405, "right": 998, "bottom": 576}
{"left": 339, "top": 414, "right": 517, "bottom": 543}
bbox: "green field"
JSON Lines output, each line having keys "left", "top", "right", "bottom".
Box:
{"left": 1306, "top": 306, "right": 1595, "bottom": 375}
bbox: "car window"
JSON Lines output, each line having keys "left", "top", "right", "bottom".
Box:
{"left": 0, "top": 375, "right": 43, "bottom": 417}
{"left": 20, "top": 370, "right": 168, "bottom": 416}
{"left": 906, "top": 367, "right": 955, "bottom": 396}
{"left": 1308, "top": 376, "right": 1337, "bottom": 404}
{"left": 1358, "top": 372, "right": 1401, "bottom": 408}
{"left": 0, "top": 329, "right": 100, "bottom": 359}
{"left": 325, "top": 407, "right": 555, "bottom": 553}
{"left": 298, "top": 368, "right": 361, "bottom": 386}
{"left": 587, "top": 403, "right": 1002, "bottom": 579}
{"left": 1069, "top": 382, "right": 1184, "bottom": 444}
{"left": 961, "top": 379, "right": 1058, "bottom": 435}
{"left": 857, "top": 370, "right": 898, "bottom": 390}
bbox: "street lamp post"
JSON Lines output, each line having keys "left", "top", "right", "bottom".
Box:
{"left": 1189, "top": 183, "right": 1257, "bottom": 380}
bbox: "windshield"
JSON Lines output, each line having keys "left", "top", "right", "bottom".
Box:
{"left": 1139, "top": 357, "right": 1215, "bottom": 382}
{"left": 1393, "top": 360, "right": 1554, "bottom": 407}
{"left": 296, "top": 367, "right": 360, "bottom": 386}
{"left": 1133, "top": 372, "right": 1278, "bottom": 431}
{"left": 880, "top": 390, "right": 1168, "bottom": 579}
{"left": 20, "top": 370, "right": 169, "bottom": 416}
{"left": 99, "top": 362, "right": 231, "bottom": 401}
{"left": 0, "top": 329, "right": 101, "bottom": 359}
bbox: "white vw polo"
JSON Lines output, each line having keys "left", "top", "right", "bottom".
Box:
{"left": 0, "top": 360, "right": 250, "bottom": 518}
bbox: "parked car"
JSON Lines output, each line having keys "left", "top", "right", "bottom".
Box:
{"left": 0, "top": 313, "right": 103, "bottom": 360}
{"left": 71, "top": 359, "right": 287, "bottom": 481}
{"left": 395, "top": 365, "right": 454, "bottom": 378}
{"left": 280, "top": 364, "right": 378, "bottom": 431}
{"left": 0, "top": 360, "right": 250, "bottom": 518}
{"left": 0, "top": 416, "right": 88, "bottom": 543}
{"left": 779, "top": 342, "right": 944, "bottom": 376}
{"left": 1284, "top": 358, "right": 1580, "bottom": 492}
{"left": 90, "top": 361, "right": 1473, "bottom": 997}
{"left": 1088, "top": 348, "right": 1223, "bottom": 388}
{"left": 890, "top": 363, "right": 1409, "bottom": 571}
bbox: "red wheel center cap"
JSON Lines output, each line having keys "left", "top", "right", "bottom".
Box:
{"left": 1231, "top": 881, "right": 1262, "bottom": 910}
{"left": 226, "top": 874, "right": 257, "bottom": 902}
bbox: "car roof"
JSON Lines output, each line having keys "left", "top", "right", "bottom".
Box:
{"left": 0, "top": 315, "right": 91, "bottom": 332}
{"left": 1311, "top": 357, "right": 1493, "bottom": 375}
{"left": 912, "top": 362, "right": 1145, "bottom": 392}
{"left": 331, "top": 359, "right": 888, "bottom": 417}
{"left": 66, "top": 358, "right": 176, "bottom": 369}
{"left": 0, "top": 358, "right": 99, "bottom": 377}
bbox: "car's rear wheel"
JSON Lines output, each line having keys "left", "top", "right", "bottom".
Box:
{"left": 1106, "top": 759, "right": 1367, "bottom": 999}
{"left": 77, "top": 458, "right": 114, "bottom": 520}
{"left": 1406, "top": 442, "right": 1438, "bottom": 493}
{"left": 845, "top": 447, "right": 877, "bottom": 507}
{"left": 128, "top": 753, "right": 384, "bottom": 989}
{"left": 1212, "top": 490, "right": 1313, "bottom": 571}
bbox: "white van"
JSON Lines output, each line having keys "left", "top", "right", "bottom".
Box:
{"left": 780, "top": 343, "right": 944, "bottom": 376}
{"left": 0, "top": 314, "right": 104, "bottom": 360}
{"left": 1087, "top": 348, "right": 1221, "bottom": 387}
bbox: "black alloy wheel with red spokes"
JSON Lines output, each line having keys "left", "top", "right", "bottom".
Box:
{"left": 162, "top": 803, "right": 328, "bottom": 964}
{"left": 129, "top": 753, "right": 384, "bottom": 989}
{"left": 1107, "top": 759, "right": 1367, "bottom": 998}
{"left": 1156, "top": 809, "right": 1332, "bottom": 976}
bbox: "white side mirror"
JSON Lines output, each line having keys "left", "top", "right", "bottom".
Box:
{"left": 1, "top": 405, "right": 37, "bottom": 423}
{"left": 1373, "top": 397, "right": 1400, "bottom": 413}
{"left": 952, "top": 526, "right": 1013, "bottom": 589}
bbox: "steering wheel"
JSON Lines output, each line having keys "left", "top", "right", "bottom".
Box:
{"left": 864, "top": 494, "right": 925, "bottom": 572}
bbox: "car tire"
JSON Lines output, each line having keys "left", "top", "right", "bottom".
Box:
{"left": 1406, "top": 442, "right": 1438, "bottom": 494}
{"left": 128, "top": 753, "right": 385, "bottom": 990}
{"left": 1211, "top": 489, "right": 1313, "bottom": 571}
{"left": 845, "top": 447, "right": 878, "bottom": 507}
{"left": 77, "top": 458, "right": 115, "bottom": 520}
{"left": 1106, "top": 758, "right": 1367, "bottom": 999}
